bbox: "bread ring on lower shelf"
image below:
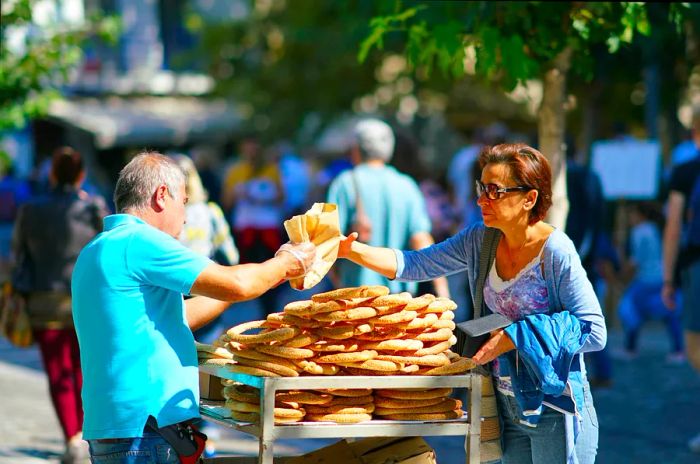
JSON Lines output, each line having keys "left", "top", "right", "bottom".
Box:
{"left": 275, "top": 391, "right": 333, "bottom": 405}
{"left": 374, "top": 398, "right": 461, "bottom": 416}
{"left": 373, "top": 395, "right": 446, "bottom": 409}
{"left": 223, "top": 385, "right": 259, "bottom": 403}
{"left": 315, "top": 388, "right": 373, "bottom": 397}
{"left": 303, "top": 402, "right": 375, "bottom": 415}
{"left": 305, "top": 412, "right": 373, "bottom": 423}
{"left": 198, "top": 358, "right": 235, "bottom": 366}
{"left": 379, "top": 410, "right": 463, "bottom": 421}
{"left": 374, "top": 387, "right": 453, "bottom": 400}
{"left": 325, "top": 394, "right": 374, "bottom": 405}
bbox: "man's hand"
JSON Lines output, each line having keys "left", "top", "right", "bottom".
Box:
{"left": 337, "top": 232, "right": 359, "bottom": 259}
{"left": 472, "top": 329, "right": 516, "bottom": 365}
{"left": 275, "top": 242, "right": 316, "bottom": 279}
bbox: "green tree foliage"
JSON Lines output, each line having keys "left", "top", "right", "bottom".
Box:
{"left": 0, "top": 0, "right": 119, "bottom": 130}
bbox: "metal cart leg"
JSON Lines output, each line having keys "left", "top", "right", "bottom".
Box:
{"left": 259, "top": 380, "right": 277, "bottom": 464}
{"left": 466, "top": 374, "right": 482, "bottom": 464}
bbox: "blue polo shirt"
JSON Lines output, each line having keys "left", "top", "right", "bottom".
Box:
{"left": 72, "top": 214, "right": 212, "bottom": 439}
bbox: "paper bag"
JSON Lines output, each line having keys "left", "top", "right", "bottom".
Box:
{"left": 283, "top": 202, "right": 341, "bottom": 290}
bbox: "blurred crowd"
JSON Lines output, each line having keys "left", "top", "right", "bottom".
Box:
{"left": 1, "top": 112, "right": 700, "bottom": 459}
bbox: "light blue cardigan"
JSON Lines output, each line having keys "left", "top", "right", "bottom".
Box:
{"left": 394, "top": 222, "right": 607, "bottom": 355}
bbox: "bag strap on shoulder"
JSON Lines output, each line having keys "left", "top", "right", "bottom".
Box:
{"left": 473, "top": 227, "right": 501, "bottom": 320}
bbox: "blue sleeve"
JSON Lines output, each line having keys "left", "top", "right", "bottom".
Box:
{"left": 396, "top": 225, "right": 473, "bottom": 282}
{"left": 126, "top": 227, "right": 213, "bottom": 295}
{"left": 553, "top": 244, "right": 607, "bottom": 353}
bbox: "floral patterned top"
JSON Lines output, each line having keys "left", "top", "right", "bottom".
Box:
{"left": 484, "top": 251, "right": 549, "bottom": 395}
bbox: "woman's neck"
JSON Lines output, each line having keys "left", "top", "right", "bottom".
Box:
{"left": 501, "top": 221, "right": 536, "bottom": 251}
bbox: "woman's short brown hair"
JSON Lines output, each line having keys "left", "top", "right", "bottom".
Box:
{"left": 51, "top": 146, "right": 84, "bottom": 186}
{"left": 478, "top": 143, "right": 552, "bottom": 225}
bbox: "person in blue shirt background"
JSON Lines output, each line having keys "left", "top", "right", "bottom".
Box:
{"left": 71, "top": 152, "right": 314, "bottom": 463}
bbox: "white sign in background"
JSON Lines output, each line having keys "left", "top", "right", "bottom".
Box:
{"left": 591, "top": 139, "right": 661, "bottom": 200}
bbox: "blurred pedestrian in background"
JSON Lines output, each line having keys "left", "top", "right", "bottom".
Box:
{"left": 0, "top": 152, "right": 32, "bottom": 280}
{"left": 617, "top": 202, "right": 684, "bottom": 362}
{"left": 663, "top": 109, "right": 700, "bottom": 453}
{"left": 11, "top": 147, "right": 109, "bottom": 463}
{"left": 220, "top": 135, "right": 284, "bottom": 314}
{"left": 327, "top": 118, "right": 449, "bottom": 297}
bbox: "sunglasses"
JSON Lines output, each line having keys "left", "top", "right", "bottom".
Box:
{"left": 475, "top": 180, "right": 531, "bottom": 200}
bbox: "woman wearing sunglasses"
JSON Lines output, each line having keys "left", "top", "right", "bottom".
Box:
{"left": 338, "top": 143, "right": 605, "bottom": 464}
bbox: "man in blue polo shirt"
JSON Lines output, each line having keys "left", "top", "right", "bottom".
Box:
{"left": 72, "top": 152, "right": 314, "bottom": 462}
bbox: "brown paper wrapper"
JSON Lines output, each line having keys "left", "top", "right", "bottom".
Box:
{"left": 283, "top": 203, "right": 341, "bottom": 290}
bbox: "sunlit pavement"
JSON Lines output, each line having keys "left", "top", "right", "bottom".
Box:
{"left": 2, "top": 316, "right": 698, "bottom": 463}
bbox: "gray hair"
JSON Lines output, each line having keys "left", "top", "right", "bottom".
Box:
{"left": 354, "top": 118, "right": 395, "bottom": 162}
{"left": 114, "top": 152, "right": 186, "bottom": 213}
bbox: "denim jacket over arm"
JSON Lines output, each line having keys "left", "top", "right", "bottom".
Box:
{"left": 394, "top": 222, "right": 607, "bottom": 421}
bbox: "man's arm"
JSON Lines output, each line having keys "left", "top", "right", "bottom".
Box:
{"left": 409, "top": 232, "right": 450, "bottom": 298}
{"left": 662, "top": 191, "right": 685, "bottom": 309}
{"left": 186, "top": 243, "right": 314, "bottom": 329}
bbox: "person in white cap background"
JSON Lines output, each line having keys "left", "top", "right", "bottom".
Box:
{"left": 327, "top": 118, "right": 449, "bottom": 297}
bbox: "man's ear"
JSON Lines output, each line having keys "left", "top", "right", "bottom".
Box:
{"left": 523, "top": 189, "right": 538, "bottom": 211}
{"left": 153, "top": 184, "right": 168, "bottom": 212}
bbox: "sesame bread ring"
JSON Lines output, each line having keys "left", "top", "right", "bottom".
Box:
{"left": 234, "top": 357, "right": 300, "bottom": 377}
{"left": 282, "top": 314, "right": 324, "bottom": 328}
{"left": 375, "top": 387, "right": 453, "bottom": 400}
{"left": 420, "top": 297, "right": 458, "bottom": 313}
{"left": 325, "top": 394, "right": 375, "bottom": 405}
{"left": 404, "top": 294, "right": 436, "bottom": 311}
{"left": 431, "top": 319, "right": 456, "bottom": 330}
{"left": 374, "top": 395, "right": 446, "bottom": 409}
{"left": 371, "top": 305, "right": 408, "bottom": 316}
{"left": 230, "top": 411, "right": 260, "bottom": 423}
{"left": 368, "top": 310, "right": 418, "bottom": 325}
{"left": 355, "top": 327, "right": 407, "bottom": 341}
{"left": 399, "top": 313, "right": 439, "bottom": 331}
{"left": 227, "top": 320, "right": 300, "bottom": 345}
{"left": 379, "top": 410, "right": 462, "bottom": 421}
{"left": 283, "top": 332, "right": 320, "bottom": 348}
{"left": 282, "top": 300, "right": 314, "bottom": 316}
{"left": 423, "top": 357, "right": 477, "bottom": 375}
{"left": 315, "top": 325, "right": 356, "bottom": 340}
{"left": 196, "top": 342, "right": 234, "bottom": 359}
{"left": 362, "top": 339, "right": 423, "bottom": 352}
{"left": 294, "top": 360, "right": 341, "bottom": 376}
{"left": 254, "top": 344, "right": 315, "bottom": 359}
{"left": 370, "top": 292, "right": 412, "bottom": 306}
{"left": 312, "top": 285, "right": 389, "bottom": 303}
{"left": 446, "top": 350, "right": 460, "bottom": 360}
{"left": 415, "top": 328, "right": 454, "bottom": 342}
{"left": 272, "top": 406, "right": 306, "bottom": 419}
{"left": 315, "top": 388, "right": 372, "bottom": 397}
{"left": 340, "top": 297, "right": 378, "bottom": 308}
{"left": 439, "top": 310, "right": 455, "bottom": 321}
{"left": 337, "top": 359, "right": 402, "bottom": 372}
{"left": 315, "top": 350, "right": 377, "bottom": 364}
{"left": 228, "top": 364, "right": 280, "bottom": 377}
{"left": 401, "top": 364, "right": 420, "bottom": 374}
{"left": 275, "top": 415, "right": 304, "bottom": 423}
{"left": 199, "top": 358, "right": 235, "bottom": 366}
{"left": 374, "top": 398, "right": 461, "bottom": 416}
{"left": 342, "top": 367, "right": 399, "bottom": 376}
{"left": 413, "top": 339, "right": 453, "bottom": 357}
{"left": 223, "top": 385, "right": 259, "bottom": 403}
{"left": 304, "top": 403, "right": 375, "bottom": 415}
{"left": 226, "top": 399, "right": 261, "bottom": 413}
{"left": 229, "top": 348, "right": 299, "bottom": 369}
{"left": 305, "top": 413, "right": 372, "bottom": 423}
{"left": 374, "top": 353, "right": 450, "bottom": 367}
{"left": 312, "top": 306, "right": 377, "bottom": 322}
{"left": 309, "top": 340, "right": 360, "bottom": 352}
{"left": 276, "top": 391, "right": 333, "bottom": 405}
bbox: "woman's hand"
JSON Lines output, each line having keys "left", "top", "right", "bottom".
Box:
{"left": 337, "top": 232, "right": 359, "bottom": 259}
{"left": 472, "top": 329, "right": 516, "bottom": 365}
